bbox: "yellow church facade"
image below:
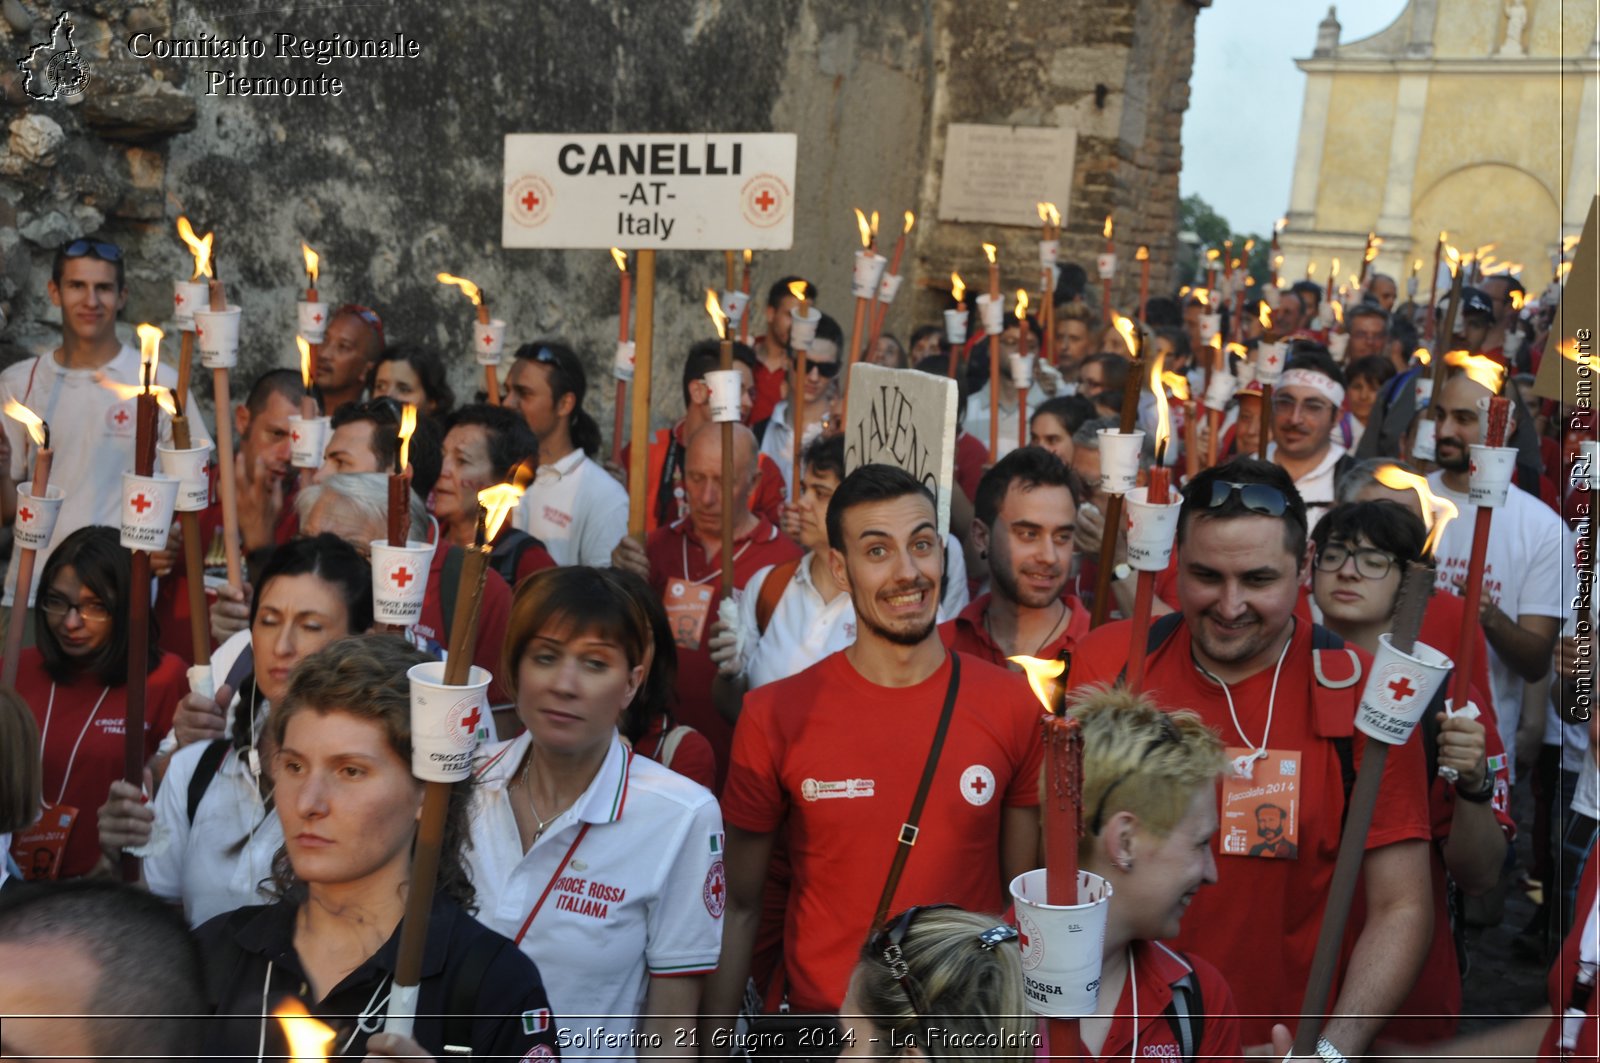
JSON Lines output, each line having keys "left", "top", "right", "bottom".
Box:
{"left": 1281, "top": 0, "right": 1596, "bottom": 298}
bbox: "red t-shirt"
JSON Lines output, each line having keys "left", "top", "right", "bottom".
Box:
{"left": 14, "top": 649, "right": 185, "bottom": 879}
{"left": 645, "top": 516, "right": 800, "bottom": 789}
{"left": 622, "top": 425, "right": 788, "bottom": 534}
{"left": 633, "top": 713, "right": 717, "bottom": 792}
{"left": 413, "top": 541, "right": 514, "bottom": 705}
{"left": 1044, "top": 941, "right": 1243, "bottom": 1063}
{"left": 750, "top": 345, "right": 789, "bottom": 428}
{"left": 724, "top": 650, "right": 1045, "bottom": 1013}
{"left": 939, "top": 593, "right": 1090, "bottom": 667}
{"left": 1068, "top": 618, "right": 1432, "bottom": 1044}
{"left": 1539, "top": 847, "right": 1598, "bottom": 1059}
{"left": 493, "top": 525, "right": 557, "bottom": 591}
{"left": 954, "top": 431, "right": 989, "bottom": 505}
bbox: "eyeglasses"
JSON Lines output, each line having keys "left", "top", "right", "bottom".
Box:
{"left": 1271, "top": 395, "right": 1336, "bottom": 418}
{"left": 1315, "top": 542, "right": 1397, "bottom": 580}
{"left": 806, "top": 359, "right": 841, "bottom": 379}
{"left": 1088, "top": 716, "right": 1182, "bottom": 834}
{"left": 40, "top": 594, "right": 111, "bottom": 624}
{"left": 1204, "top": 479, "right": 1290, "bottom": 517}
{"left": 869, "top": 906, "right": 1019, "bottom": 1044}
{"left": 333, "top": 303, "right": 386, "bottom": 346}
{"left": 63, "top": 239, "right": 123, "bottom": 263}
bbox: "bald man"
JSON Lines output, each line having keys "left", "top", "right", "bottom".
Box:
{"left": 613, "top": 423, "right": 800, "bottom": 789}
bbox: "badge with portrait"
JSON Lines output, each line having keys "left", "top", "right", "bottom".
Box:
{"left": 10, "top": 804, "right": 78, "bottom": 880}
{"left": 1219, "top": 748, "right": 1300, "bottom": 860}
{"left": 663, "top": 579, "right": 714, "bottom": 652}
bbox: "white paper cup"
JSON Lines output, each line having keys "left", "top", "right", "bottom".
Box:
{"left": 876, "top": 273, "right": 903, "bottom": 305}
{"left": 720, "top": 289, "right": 750, "bottom": 325}
{"left": 705, "top": 369, "right": 743, "bottom": 423}
{"left": 790, "top": 306, "right": 821, "bottom": 351}
{"left": 187, "top": 664, "right": 215, "bottom": 701}
{"left": 298, "top": 300, "right": 330, "bottom": 344}
{"left": 1097, "top": 429, "right": 1146, "bottom": 496}
{"left": 852, "top": 250, "right": 887, "bottom": 299}
{"left": 1326, "top": 331, "right": 1349, "bottom": 363}
{"left": 157, "top": 443, "right": 212, "bottom": 512}
{"left": 1008, "top": 353, "right": 1036, "bottom": 390}
{"left": 1125, "top": 486, "right": 1182, "bottom": 572}
{"left": 1039, "top": 239, "right": 1059, "bottom": 269}
{"left": 1475, "top": 396, "right": 1515, "bottom": 444}
{"left": 1467, "top": 444, "right": 1517, "bottom": 508}
{"left": 1355, "top": 633, "right": 1454, "bottom": 745}
{"left": 1413, "top": 377, "right": 1434, "bottom": 411}
{"left": 1411, "top": 417, "right": 1437, "bottom": 461}
{"left": 1503, "top": 330, "right": 1525, "bottom": 363}
{"left": 1255, "top": 341, "right": 1287, "bottom": 384}
{"left": 370, "top": 539, "right": 433, "bottom": 626}
{"left": 1199, "top": 313, "right": 1222, "bottom": 344}
{"left": 406, "top": 661, "right": 491, "bottom": 782}
{"left": 288, "top": 415, "right": 330, "bottom": 469}
{"left": 173, "top": 280, "right": 208, "bottom": 330}
{"left": 473, "top": 318, "right": 507, "bottom": 366}
{"left": 944, "top": 308, "right": 968, "bottom": 346}
{"left": 119, "top": 472, "right": 179, "bottom": 551}
{"left": 192, "top": 305, "right": 242, "bottom": 369}
{"left": 13, "top": 481, "right": 63, "bottom": 550}
{"left": 977, "top": 293, "right": 1005, "bottom": 336}
{"left": 1235, "top": 361, "right": 1258, "bottom": 387}
{"left": 1096, "top": 252, "right": 1117, "bottom": 280}
{"left": 1203, "top": 372, "right": 1238, "bottom": 413}
{"left": 1010, "top": 868, "right": 1113, "bottom": 1018}
{"left": 613, "top": 340, "right": 636, "bottom": 382}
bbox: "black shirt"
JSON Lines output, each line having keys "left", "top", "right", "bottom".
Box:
{"left": 195, "top": 892, "right": 560, "bottom": 1061}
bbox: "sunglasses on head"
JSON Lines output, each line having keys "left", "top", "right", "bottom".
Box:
{"left": 63, "top": 239, "right": 123, "bottom": 263}
{"left": 334, "top": 303, "right": 386, "bottom": 346}
{"left": 1204, "top": 479, "right": 1289, "bottom": 517}
{"left": 806, "top": 359, "right": 840, "bottom": 379}
{"left": 868, "top": 905, "right": 1020, "bottom": 1040}
{"left": 1089, "top": 715, "right": 1183, "bottom": 834}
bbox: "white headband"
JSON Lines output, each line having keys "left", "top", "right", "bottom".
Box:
{"left": 1278, "top": 368, "right": 1345, "bottom": 408}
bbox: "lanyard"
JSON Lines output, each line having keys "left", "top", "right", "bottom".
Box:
{"left": 682, "top": 533, "right": 753, "bottom": 586}
{"left": 39, "top": 682, "right": 112, "bottom": 807}
{"left": 513, "top": 823, "right": 592, "bottom": 945}
{"left": 1198, "top": 628, "right": 1293, "bottom": 779}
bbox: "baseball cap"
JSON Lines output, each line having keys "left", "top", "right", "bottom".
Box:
{"left": 1458, "top": 287, "right": 1494, "bottom": 319}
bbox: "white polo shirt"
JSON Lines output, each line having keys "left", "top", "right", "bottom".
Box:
{"left": 467, "top": 732, "right": 724, "bottom": 1062}
{"left": 964, "top": 382, "right": 1042, "bottom": 461}
{"left": 737, "top": 543, "right": 970, "bottom": 689}
{"left": 758, "top": 399, "right": 825, "bottom": 499}
{"left": 513, "top": 448, "right": 629, "bottom": 566}
{"left": 1267, "top": 440, "right": 1346, "bottom": 531}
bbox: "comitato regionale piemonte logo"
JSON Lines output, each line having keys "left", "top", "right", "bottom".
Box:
{"left": 17, "top": 11, "right": 92, "bottom": 101}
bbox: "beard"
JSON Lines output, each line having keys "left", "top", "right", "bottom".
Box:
{"left": 989, "top": 556, "right": 1068, "bottom": 610}
{"left": 1433, "top": 435, "right": 1471, "bottom": 472}
{"left": 856, "top": 578, "right": 940, "bottom": 647}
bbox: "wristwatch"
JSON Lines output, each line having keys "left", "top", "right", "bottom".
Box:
{"left": 1112, "top": 562, "right": 1134, "bottom": 582}
{"left": 1455, "top": 765, "right": 1496, "bottom": 804}
{"left": 1313, "top": 1038, "right": 1348, "bottom": 1063}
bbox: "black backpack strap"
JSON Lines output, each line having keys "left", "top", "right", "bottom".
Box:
{"left": 187, "top": 739, "right": 230, "bottom": 825}
{"left": 1162, "top": 957, "right": 1205, "bottom": 1063}
{"left": 1334, "top": 735, "right": 1356, "bottom": 825}
{"left": 441, "top": 931, "right": 503, "bottom": 1056}
{"left": 1116, "top": 611, "right": 1185, "bottom": 684}
{"left": 222, "top": 645, "right": 255, "bottom": 697}
{"left": 440, "top": 546, "right": 463, "bottom": 647}
{"left": 487, "top": 528, "right": 541, "bottom": 589}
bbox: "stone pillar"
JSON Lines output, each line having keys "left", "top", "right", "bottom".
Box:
{"left": 1376, "top": 74, "right": 1430, "bottom": 244}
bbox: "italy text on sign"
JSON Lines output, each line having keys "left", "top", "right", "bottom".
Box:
{"left": 502, "top": 133, "right": 797, "bottom": 250}
{"left": 843, "top": 364, "right": 959, "bottom": 537}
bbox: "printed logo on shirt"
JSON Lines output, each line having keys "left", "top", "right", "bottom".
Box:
{"left": 521, "top": 1009, "right": 551, "bottom": 1035}
{"left": 106, "top": 401, "right": 135, "bottom": 436}
{"left": 522, "top": 1044, "right": 556, "bottom": 1062}
{"left": 541, "top": 505, "right": 573, "bottom": 530}
{"left": 799, "top": 777, "right": 875, "bottom": 801}
{"left": 550, "top": 874, "right": 626, "bottom": 920}
{"left": 960, "top": 765, "right": 997, "bottom": 806}
{"left": 1142, "top": 1045, "right": 1181, "bottom": 1057}
{"left": 703, "top": 858, "right": 727, "bottom": 918}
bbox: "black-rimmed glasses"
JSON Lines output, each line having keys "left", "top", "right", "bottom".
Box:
{"left": 1314, "top": 542, "right": 1397, "bottom": 580}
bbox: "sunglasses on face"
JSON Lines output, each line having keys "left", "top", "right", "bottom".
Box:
{"left": 1204, "top": 479, "right": 1290, "bottom": 517}
{"left": 63, "top": 239, "right": 123, "bottom": 263}
{"left": 806, "top": 359, "right": 840, "bottom": 379}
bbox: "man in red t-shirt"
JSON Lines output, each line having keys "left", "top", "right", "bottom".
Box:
{"left": 1069, "top": 458, "right": 1432, "bottom": 1055}
{"left": 705, "top": 464, "right": 1043, "bottom": 1027}
{"left": 613, "top": 423, "right": 799, "bottom": 788}
{"left": 748, "top": 276, "right": 815, "bottom": 433}
{"left": 941, "top": 446, "right": 1088, "bottom": 666}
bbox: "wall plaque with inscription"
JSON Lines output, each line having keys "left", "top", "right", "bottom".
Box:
{"left": 936, "top": 123, "right": 1077, "bottom": 229}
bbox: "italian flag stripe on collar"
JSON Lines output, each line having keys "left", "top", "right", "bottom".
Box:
{"left": 607, "top": 745, "right": 633, "bottom": 821}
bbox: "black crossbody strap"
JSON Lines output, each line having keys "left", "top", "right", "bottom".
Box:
{"left": 872, "top": 653, "right": 963, "bottom": 929}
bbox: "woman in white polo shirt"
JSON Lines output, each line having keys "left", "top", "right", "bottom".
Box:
{"left": 95, "top": 534, "right": 372, "bottom": 925}
{"left": 468, "top": 566, "right": 723, "bottom": 1061}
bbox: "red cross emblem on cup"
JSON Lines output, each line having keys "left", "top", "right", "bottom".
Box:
{"left": 1388, "top": 674, "right": 1417, "bottom": 703}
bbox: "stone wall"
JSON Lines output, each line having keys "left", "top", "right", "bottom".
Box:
{"left": 0, "top": 0, "right": 1202, "bottom": 438}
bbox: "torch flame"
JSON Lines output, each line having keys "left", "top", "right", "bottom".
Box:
{"left": 4, "top": 399, "right": 46, "bottom": 448}
{"left": 297, "top": 336, "right": 314, "bottom": 391}
{"left": 176, "top": 216, "right": 214, "bottom": 279}
{"left": 1102, "top": 215, "right": 1114, "bottom": 241}
{"left": 137, "top": 323, "right": 163, "bottom": 384}
{"left": 1258, "top": 303, "right": 1273, "bottom": 330}
{"left": 1045, "top": 203, "right": 1060, "bottom": 226}
{"left": 1330, "top": 257, "right": 1341, "bottom": 277}
{"left": 301, "top": 243, "right": 319, "bottom": 286}
{"left": 743, "top": 248, "right": 753, "bottom": 265}
{"left": 1150, "top": 351, "right": 1171, "bottom": 456}
{"left": 1111, "top": 313, "right": 1139, "bottom": 359}
{"left": 1560, "top": 338, "right": 1600, "bottom": 372}
{"left": 1365, "top": 242, "right": 1380, "bottom": 263}
{"left": 1373, "top": 464, "right": 1458, "bottom": 553}
{"left": 1015, "top": 288, "right": 1029, "bottom": 319}
{"left": 1307, "top": 261, "right": 1318, "bottom": 278}
{"left": 1472, "top": 242, "right": 1497, "bottom": 262}
{"left": 950, "top": 272, "right": 966, "bottom": 304}
{"left": 1444, "top": 245, "right": 1461, "bottom": 269}
{"left": 1226, "top": 341, "right": 1250, "bottom": 359}
{"left": 705, "top": 288, "right": 729, "bottom": 340}
{"left": 1275, "top": 217, "right": 1288, "bottom": 234}
{"left": 870, "top": 211, "right": 880, "bottom": 239}
{"left": 1557, "top": 261, "right": 1573, "bottom": 281}
{"left": 1009, "top": 654, "right": 1067, "bottom": 714}
{"left": 1331, "top": 301, "right": 1344, "bottom": 326}
{"left": 273, "top": 998, "right": 337, "bottom": 1063}
{"left": 982, "top": 243, "right": 997, "bottom": 265}
{"left": 1036, "top": 202, "right": 1049, "bottom": 223}
{"left": 1194, "top": 289, "right": 1210, "bottom": 308}
{"left": 1162, "top": 370, "right": 1191, "bottom": 402}
{"left": 397, "top": 403, "right": 418, "bottom": 471}
{"left": 96, "top": 379, "right": 177, "bottom": 415}
{"left": 436, "top": 273, "right": 483, "bottom": 306}
{"left": 1243, "top": 238, "right": 1256, "bottom": 253}
{"left": 610, "top": 247, "right": 628, "bottom": 273}
{"left": 1412, "top": 257, "right": 1423, "bottom": 273}
{"left": 479, "top": 481, "right": 525, "bottom": 542}
{"left": 1414, "top": 347, "right": 1432, "bottom": 366}
{"left": 1510, "top": 289, "right": 1527, "bottom": 311}
{"left": 1135, "top": 245, "right": 1150, "bottom": 262}
{"left": 902, "top": 210, "right": 915, "bottom": 235}
{"left": 1564, "top": 233, "right": 1582, "bottom": 252}
{"left": 788, "top": 279, "right": 809, "bottom": 304}
{"left": 1444, "top": 350, "right": 1507, "bottom": 394}
{"left": 1206, "top": 248, "right": 1221, "bottom": 263}
{"left": 853, "top": 208, "right": 872, "bottom": 248}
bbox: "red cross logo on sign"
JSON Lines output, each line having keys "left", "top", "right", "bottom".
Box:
{"left": 130, "top": 493, "right": 152, "bottom": 514}
{"left": 755, "top": 189, "right": 776, "bottom": 212}
{"left": 521, "top": 190, "right": 540, "bottom": 212}
{"left": 740, "top": 174, "right": 790, "bottom": 229}
{"left": 1388, "top": 675, "right": 1416, "bottom": 703}
{"left": 508, "top": 175, "right": 553, "bottom": 229}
